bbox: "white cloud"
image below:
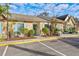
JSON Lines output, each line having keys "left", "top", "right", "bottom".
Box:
{"left": 43, "top": 4, "right": 56, "bottom": 11}
{"left": 9, "top": 4, "right": 18, "bottom": 9}
{"left": 73, "top": 12, "right": 79, "bottom": 18}
{"left": 55, "top": 4, "right": 69, "bottom": 10}
{"left": 70, "top": 5, "right": 79, "bottom": 12}
{"left": 29, "top": 3, "right": 46, "bottom": 7}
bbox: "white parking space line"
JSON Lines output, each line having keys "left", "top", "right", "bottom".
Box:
{"left": 2, "top": 46, "right": 8, "bottom": 56}
{"left": 39, "top": 42, "right": 66, "bottom": 56}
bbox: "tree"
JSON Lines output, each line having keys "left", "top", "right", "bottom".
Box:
{"left": 38, "top": 12, "right": 49, "bottom": 16}
{"left": 0, "top": 4, "right": 11, "bottom": 40}
{"left": 0, "top": 4, "right": 10, "bottom": 19}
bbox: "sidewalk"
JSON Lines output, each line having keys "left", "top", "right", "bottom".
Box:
{"left": 0, "top": 36, "right": 60, "bottom": 46}
{"left": 60, "top": 34, "right": 79, "bottom": 38}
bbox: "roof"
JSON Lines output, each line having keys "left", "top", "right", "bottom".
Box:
{"left": 8, "top": 13, "right": 47, "bottom": 22}
{"left": 74, "top": 17, "right": 79, "bottom": 23}
{"left": 56, "top": 14, "right": 68, "bottom": 21}
{"left": 50, "top": 17, "right": 64, "bottom": 23}
{"left": 51, "top": 15, "right": 79, "bottom": 24}
{"left": 37, "top": 15, "right": 52, "bottom": 21}
{"left": 37, "top": 12, "right": 52, "bottom": 21}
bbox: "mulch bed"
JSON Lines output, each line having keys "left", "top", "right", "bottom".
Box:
{"left": 0, "top": 36, "right": 37, "bottom": 42}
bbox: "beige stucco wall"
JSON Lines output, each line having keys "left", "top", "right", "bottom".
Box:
{"left": 56, "top": 23, "right": 64, "bottom": 32}
{"left": 2, "top": 21, "right": 7, "bottom": 34}
{"left": 66, "top": 18, "right": 75, "bottom": 28}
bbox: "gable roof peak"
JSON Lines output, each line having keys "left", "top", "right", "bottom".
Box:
{"left": 56, "top": 14, "right": 69, "bottom": 21}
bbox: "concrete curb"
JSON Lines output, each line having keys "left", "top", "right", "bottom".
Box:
{"left": 0, "top": 36, "right": 79, "bottom": 46}
{"left": 0, "top": 37, "right": 61, "bottom": 46}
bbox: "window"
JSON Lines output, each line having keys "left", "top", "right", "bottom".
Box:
{"left": 45, "top": 24, "right": 50, "bottom": 28}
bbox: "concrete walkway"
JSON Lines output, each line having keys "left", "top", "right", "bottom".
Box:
{"left": 60, "top": 34, "right": 79, "bottom": 38}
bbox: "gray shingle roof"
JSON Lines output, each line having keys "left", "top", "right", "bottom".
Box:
{"left": 37, "top": 15, "right": 52, "bottom": 21}
{"left": 8, "top": 13, "right": 47, "bottom": 22}
{"left": 56, "top": 14, "right": 68, "bottom": 21}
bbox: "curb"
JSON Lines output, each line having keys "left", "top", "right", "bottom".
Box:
{"left": 0, "top": 37, "right": 60, "bottom": 46}
{"left": 1, "top": 36, "right": 79, "bottom": 46}
{"left": 61, "top": 36, "right": 79, "bottom": 39}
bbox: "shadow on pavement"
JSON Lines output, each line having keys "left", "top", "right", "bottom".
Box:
{"left": 60, "top": 38, "right": 79, "bottom": 48}
{"left": 10, "top": 45, "right": 56, "bottom": 56}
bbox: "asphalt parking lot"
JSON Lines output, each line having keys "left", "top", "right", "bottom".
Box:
{"left": 1, "top": 38, "right": 79, "bottom": 56}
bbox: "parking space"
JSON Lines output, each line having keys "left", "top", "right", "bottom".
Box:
{"left": 1, "top": 38, "right": 79, "bottom": 56}
{"left": 2, "top": 42, "right": 62, "bottom": 56}
{"left": 0, "top": 46, "right": 6, "bottom": 56}
{"left": 60, "top": 38, "right": 79, "bottom": 48}
{"left": 42, "top": 40, "right": 79, "bottom": 56}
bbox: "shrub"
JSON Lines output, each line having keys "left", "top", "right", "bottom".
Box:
{"left": 52, "top": 28, "right": 60, "bottom": 36}
{"left": 19, "top": 27, "right": 24, "bottom": 34}
{"left": 0, "top": 38, "right": 5, "bottom": 42}
{"left": 42, "top": 27, "right": 49, "bottom": 36}
{"left": 16, "top": 32, "right": 20, "bottom": 35}
{"left": 68, "top": 27, "right": 75, "bottom": 33}
{"left": 28, "top": 29, "right": 35, "bottom": 37}
{"left": 24, "top": 28, "right": 29, "bottom": 35}
{"left": 19, "top": 28, "right": 29, "bottom": 35}
{"left": 54, "top": 28, "right": 60, "bottom": 33}
{"left": 14, "top": 31, "right": 20, "bottom": 37}
{"left": 0, "top": 34, "right": 5, "bottom": 42}
{"left": 64, "top": 27, "right": 76, "bottom": 34}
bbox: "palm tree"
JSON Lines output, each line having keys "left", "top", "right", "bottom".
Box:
{"left": 0, "top": 4, "right": 10, "bottom": 40}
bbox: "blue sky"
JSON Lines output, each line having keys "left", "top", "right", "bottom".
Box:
{"left": 9, "top": 3, "right": 79, "bottom": 18}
